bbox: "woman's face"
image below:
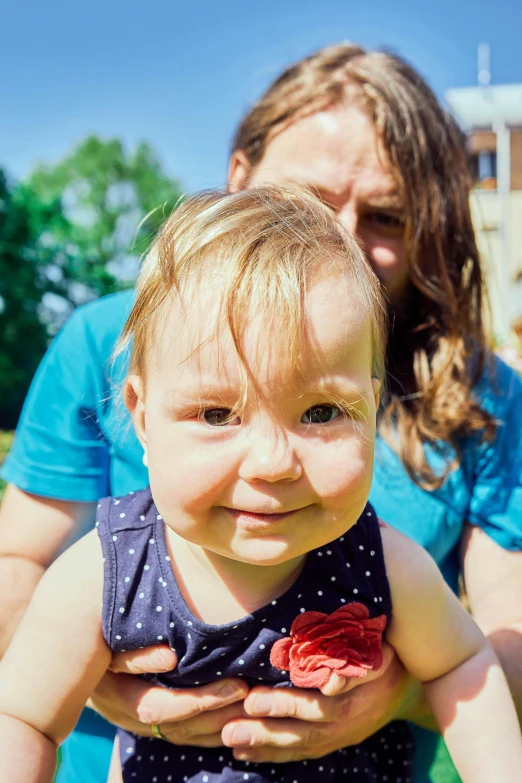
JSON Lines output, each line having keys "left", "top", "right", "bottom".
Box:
{"left": 229, "top": 105, "right": 409, "bottom": 303}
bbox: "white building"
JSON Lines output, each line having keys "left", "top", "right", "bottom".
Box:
{"left": 446, "top": 83, "right": 522, "bottom": 342}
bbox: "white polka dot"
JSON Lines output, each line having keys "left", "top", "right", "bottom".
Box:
{"left": 216, "top": 671, "right": 222, "bottom": 675}
{"left": 187, "top": 633, "right": 191, "bottom": 639}
{"left": 340, "top": 598, "right": 346, "bottom": 603}
{"left": 198, "top": 756, "right": 203, "bottom": 762}
{"left": 165, "top": 555, "right": 171, "bottom": 561}
{"left": 140, "top": 515, "right": 145, "bottom": 521}
{"left": 271, "top": 600, "right": 277, "bottom": 605}
{"left": 187, "top": 620, "right": 193, "bottom": 626}
{"left": 128, "top": 549, "right": 135, "bottom": 555}
{"left": 119, "top": 607, "right": 125, "bottom": 613}
{"left": 365, "top": 570, "right": 371, "bottom": 576}
{"left": 114, "top": 500, "right": 120, "bottom": 505}
{"left": 359, "top": 545, "right": 364, "bottom": 550}
{"left": 317, "top": 551, "right": 323, "bottom": 556}
{"left": 243, "top": 774, "right": 250, "bottom": 781}
{"left": 346, "top": 562, "right": 351, "bottom": 567}
{"left": 116, "top": 635, "right": 121, "bottom": 640}
{"left": 126, "top": 745, "right": 133, "bottom": 753}
{"left": 112, "top": 535, "right": 118, "bottom": 542}
{"left": 300, "top": 607, "right": 305, "bottom": 612}
{"left": 136, "top": 622, "right": 142, "bottom": 628}
{"left": 260, "top": 662, "right": 265, "bottom": 666}
{"left": 317, "top": 590, "right": 323, "bottom": 596}
{"left": 149, "top": 538, "right": 155, "bottom": 545}
{"left": 239, "top": 659, "right": 245, "bottom": 665}
{"left": 326, "top": 550, "right": 332, "bottom": 555}
{"left": 156, "top": 606, "right": 162, "bottom": 612}
{"left": 374, "top": 597, "right": 378, "bottom": 602}
{"left": 144, "top": 564, "right": 150, "bottom": 571}
{"left": 202, "top": 776, "right": 208, "bottom": 782}
{"left": 157, "top": 634, "right": 163, "bottom": 640}
{"left": 370, "top": 550, "right": 375, "bottom": 556}
{"left": 97, "top": 503, "right": 101, "bottom": 509}
{"left": 139, "top": 592, "right": 144, "bottom": 598}
{"left": 119, "top": 513, "right": 126, "bottom": 519}
{"left": 170, "top": 622, "right": 175, "bottom": 628}
{"left": 353, "top": 588, "right": 359, "bottom": 594}
{"left": 331, "top": 576, "right": 336, "bottom": 582}
{"left": 124, "top": 576, "right": 130, "bottom": 583}
{"left": 297, "top": 593, "right": 302, "bottom": 598}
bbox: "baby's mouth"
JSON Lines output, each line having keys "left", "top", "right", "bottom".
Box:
{"left": 224, "top": 508, "right": 300, "bottom": 524}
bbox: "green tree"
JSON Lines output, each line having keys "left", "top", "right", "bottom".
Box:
{"left": 27, "top": 136, "right": 183, "bottom": 318}
{"left": 0, "top": 169, "right": 51, "bottom": 428}
{"left": 0, "top": 137, "right": 183, "bottom": 426}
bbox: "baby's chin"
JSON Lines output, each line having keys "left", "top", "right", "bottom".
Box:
{"left": 220, "top": 536, "right": 327, "bottom": 567}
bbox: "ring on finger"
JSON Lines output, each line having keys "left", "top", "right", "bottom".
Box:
{"left": 152, "top": 723, "right": 167, "bottom": 741}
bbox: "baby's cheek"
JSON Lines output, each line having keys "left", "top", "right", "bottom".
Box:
{"left": 318, "top": 448, "right": 373, "bottom": 509}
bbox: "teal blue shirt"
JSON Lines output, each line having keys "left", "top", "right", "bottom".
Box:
{"left": 3, "top": 290, "right": 522, "bottom": 783}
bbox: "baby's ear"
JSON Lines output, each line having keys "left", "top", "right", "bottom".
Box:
{"left": 125, "top": 375, "right": 148, "bottom": 465}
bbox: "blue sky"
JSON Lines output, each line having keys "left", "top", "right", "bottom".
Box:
{"left": 2, "top": 0, "right": 522, "bottom": 192}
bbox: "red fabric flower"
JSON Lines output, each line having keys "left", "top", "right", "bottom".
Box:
{"left": 270, "top": 603, "right": 387, "bottom": 688}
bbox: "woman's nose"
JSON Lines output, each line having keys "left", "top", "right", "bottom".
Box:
{"left": 238, "top": 428, "right": 302, "bottom": 484}
{"left": 338, "top": 205, "right": 358, "bottom": 235}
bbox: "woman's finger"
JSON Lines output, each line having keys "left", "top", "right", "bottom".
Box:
{"left": 243, "top": 686, "right": 346, "bottom": 723}
{"left": 222, "top": 717, "right": 326, "bottom": 751}
{"left": 109, "top": 645, "right": 178, "bottom": 674}
{"left": 159, "top": 703, "right": 247, "bottom": 744}
{"left": 134, "top": 679, "right": 249, "bottom": 726}
{"left": 92, "top": 670, "right": 249, "bottom": 729}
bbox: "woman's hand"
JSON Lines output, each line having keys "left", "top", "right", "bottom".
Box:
{"left": 90, "top": 645, "right": 249, "bottom": 747}
{"left": 221, "top": 643, "right": 430, "bottom": 763}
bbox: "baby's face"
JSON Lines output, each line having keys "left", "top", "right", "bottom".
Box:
{"left": 127, "top": 272, "right": 379, "bottom": 567}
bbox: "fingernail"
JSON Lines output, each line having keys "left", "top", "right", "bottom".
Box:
{"left": 248, "top": 693, "right": 272, "bottom": 715}
{"left": 157, "top": 648, "right": 177, "bottom": 670}
{"left": 229, "top": 726, "right": 252, "bottom": 745}
{"left": 220, "top": 683, "right": 244, "bottom": 700}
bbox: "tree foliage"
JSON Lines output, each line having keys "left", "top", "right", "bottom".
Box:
{"left": 0, "top": 169, "right": 50, "bottom": 428}
{"left": 0, "top": 137, "right": 183, "bottom": 427}
{"left": 27, "top": 136, "right": 183, "bottom": 315}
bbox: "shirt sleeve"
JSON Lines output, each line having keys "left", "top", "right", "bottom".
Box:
{"left": 1, "top": 306, "right": 111, "bottom": 502}
{"left": 467, "top": 356, "right": 522, "bottom": 551}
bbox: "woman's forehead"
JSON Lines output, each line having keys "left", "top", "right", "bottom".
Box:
{"left": 254, "top": 105, "right": 400, "bottom": 199}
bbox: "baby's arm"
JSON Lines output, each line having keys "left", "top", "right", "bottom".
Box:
{"left": 0, "top": 530, "right": 112, "bottom": 783}
{"left": 382, "top": 525, "right": 522, "bottom": 782}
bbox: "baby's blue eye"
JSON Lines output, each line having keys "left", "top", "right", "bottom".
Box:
{"left": 301, "top": 405, "right": 340, "bottom": 424}
{"left": 203, "top": 408, "right": 236, "bottom": 426}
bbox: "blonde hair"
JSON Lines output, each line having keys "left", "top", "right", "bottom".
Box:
{"left": 232, "top": 44, "right": 496, "bottom": 490}
{"left": 118, "top": 186, "right": 386, "bottom": 399}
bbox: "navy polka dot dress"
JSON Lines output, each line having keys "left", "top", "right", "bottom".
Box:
{"left": 97, "top": 488, "right": 413, "bottom": 782}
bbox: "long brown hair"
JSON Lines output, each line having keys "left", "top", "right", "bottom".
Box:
{"left": 232, "top": 43, "right": 495, "bottom": 490}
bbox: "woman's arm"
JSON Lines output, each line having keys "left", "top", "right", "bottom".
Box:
{"left": 0, "top": 486, "right": 96, "bottom": 657}
{"left": 461, "top": 523, "right": 522, "bottom": 719}
{"left": 0, "top": 531, "right": 112, "bottom": 782}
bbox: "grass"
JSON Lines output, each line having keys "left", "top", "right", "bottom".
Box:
{"left": 0, "top": 431, "right": 13, "bottom": 502}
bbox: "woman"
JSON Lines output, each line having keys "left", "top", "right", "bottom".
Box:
{"left": 1, "top": 44, "right": 522, "bottom": 783}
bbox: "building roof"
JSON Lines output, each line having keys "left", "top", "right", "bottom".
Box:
{"left": 446, "top": 84, "right": 522, "bottom": 129}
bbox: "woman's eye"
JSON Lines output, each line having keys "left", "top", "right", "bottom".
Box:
{"left": 202, "top": 408, "right": 239, "bottom": 426}
{"left": 365, "top": 212, "right": 404, "bottom": 231}
{"left": 301, "top": 405, "right": 340, "bottom": 424}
